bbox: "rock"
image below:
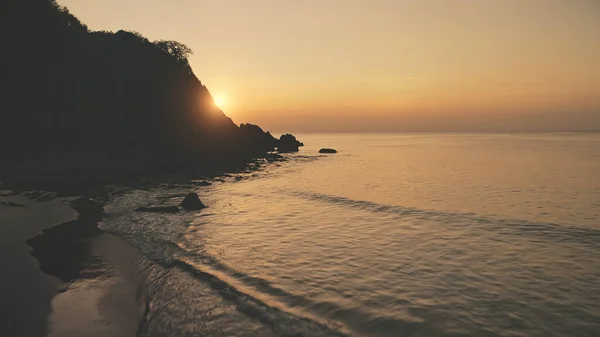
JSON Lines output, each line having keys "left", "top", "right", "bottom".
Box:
{"left": 136, "top": 205, "right": 180, "bottom": 213}
{"left": 196, "top": 181, "right": 212, "bottom": 186}
{"left": 278, "top": 134, "right": 303, "bottom": 153}
{"left": 179, "top": 193, "right": 206, "bottom": 210}
{"left": 319, "top": 148, "right": 337, "bottom": 154}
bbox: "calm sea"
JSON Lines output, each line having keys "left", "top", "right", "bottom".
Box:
{"left": 102, "top": 133, "right": 600, "bottom": 337}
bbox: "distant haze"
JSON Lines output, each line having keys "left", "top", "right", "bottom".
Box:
{"left": 58, "top": 0, "right": 600, "bottom": 132}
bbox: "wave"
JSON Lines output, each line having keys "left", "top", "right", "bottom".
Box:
{"left": 169, "top": 256, "right": 349, "bottom": 337}
{"left": 102, "top": 183, "right": 600, "bottom": 336}
{"left": 287, "top": 190, "right": 600, "bottom": 247}
{"left": 102, "top": 190, "right": 350, "bottom": 336}
{"left": 168, "top": 252, "right": 429, "bottom": 337}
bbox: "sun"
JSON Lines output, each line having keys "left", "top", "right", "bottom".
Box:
{"left": 213, "top": 95, "right": 226, "bottom": 109}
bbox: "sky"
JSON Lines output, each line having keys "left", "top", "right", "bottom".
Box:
{"left": 58, "top": 0, "right": 600, "bottom": 132}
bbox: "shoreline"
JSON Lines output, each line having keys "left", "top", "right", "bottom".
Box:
{"left": 0, "top": 169, "right": 256, "bottom": 337}
{"left": 0, "top": 192, "right": 148, "bottom": 337}
{"left": 0, "top": 194, "right": 76, "bottom": 337}
{"left": 0, "top": 154, "right": 293, "bottom": 337}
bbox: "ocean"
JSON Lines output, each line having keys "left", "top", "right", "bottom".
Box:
{"left": 100, "top": 133, "right": 600, "bottom": 337}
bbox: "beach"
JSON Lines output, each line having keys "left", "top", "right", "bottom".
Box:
{"left": 0, "top": 192, "right": 146, "bottom": 337}
{"left": 0, "top": 194, "right": 74, "bottom": 337}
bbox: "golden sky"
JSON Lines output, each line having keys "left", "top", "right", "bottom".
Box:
{"left": 59, "top": 0, "right": 600, "bottom": 132}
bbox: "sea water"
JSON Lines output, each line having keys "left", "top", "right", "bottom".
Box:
{"left": 102, "top": 133, "right": 600, "bottom": 337}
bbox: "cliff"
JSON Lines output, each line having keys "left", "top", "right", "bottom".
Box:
{"left": 0, "top": 0, "right": 299, "bottom": 189}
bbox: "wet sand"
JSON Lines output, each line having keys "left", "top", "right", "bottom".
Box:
{"left": 0, "top": 192, "right": 146, "bottom": 337}
{"left": 0, "top": 194, "right": 75, "bottom": 337}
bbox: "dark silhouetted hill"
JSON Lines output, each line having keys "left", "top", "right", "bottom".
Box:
{"left": 0, "top": 0, "right": 300, "bottom": 189}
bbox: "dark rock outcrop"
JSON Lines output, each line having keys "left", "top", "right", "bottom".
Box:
{"left": 278, "top": 134, "right": 304, "bottom": 153}
{"left": 239, "top": 124, "right": 278, "bottom": 151}
{"left": 179, "top": 192, "right": 206, "bottom": 210}
{"left": 136, "top": 205, "right": 180, "bottom": 213}
{"left": 319, "top": 148, "right": 337, "bottom": 154}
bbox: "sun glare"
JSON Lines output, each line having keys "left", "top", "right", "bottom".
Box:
{"left": 213, "top": 95, "right": 226, "bottom": 109}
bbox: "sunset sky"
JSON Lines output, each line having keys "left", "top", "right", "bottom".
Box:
{"left": 58, "top": 0, "right": 600, "bottom": 132}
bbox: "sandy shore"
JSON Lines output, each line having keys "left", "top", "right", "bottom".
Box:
{"left": 0, "top": 192, "right": 146, "bottom": 337}
{"left": 0, "top": 194, "right": 76, "bottom": 337}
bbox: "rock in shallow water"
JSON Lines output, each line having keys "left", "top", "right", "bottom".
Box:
{"left": 135, "top": 205, "right": 180, "bottom": 213}
{"left": 319, "top": 148, "right": 337, "bottom": 154}
{"left": 179, "top": 193, "right": 206, "bottom": 210}
{"left": 134, "top": 193, "right": 206, "bottom": 213}
{"left": 278, "top": 134, "right": 303, "bottom": 153}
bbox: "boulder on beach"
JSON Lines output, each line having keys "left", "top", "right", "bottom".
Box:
{"left": 136, "top": 205, "right": 180, "bottom": 213}
{"left": 319, "top": 148, "right": 337, "bottom": 154}
{"left": 179, "top": 192, "right": 206, "bottom": 210}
